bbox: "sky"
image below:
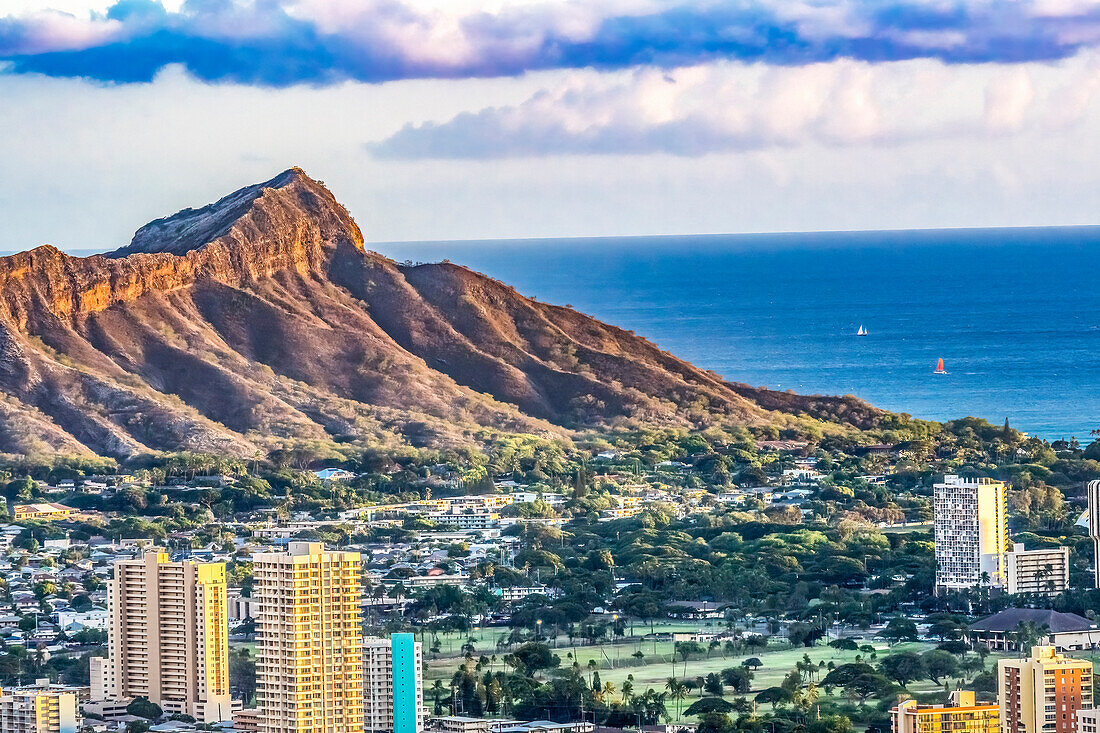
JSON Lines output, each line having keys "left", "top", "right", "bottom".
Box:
{"left": 1, "top": 0, "right": 1100, "bottom": 251}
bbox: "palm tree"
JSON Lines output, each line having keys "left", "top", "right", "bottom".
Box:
{"left": 602, "top": 681, "right": 617, "bottom": 702}
{"left": 665, "top": 677, "right": 687, "bottom": 718}
{"left": 430, "top": 680, "right": 448, "bottom": 715}
{"left": 1012, "top": 620, "right": 1049, "bottom": 655}
{"left": 797, "top": 653, "right": 818, "bottom": 682}
{"left": 631, "top": 689, "right": 670, "bottom": 726}
{"left": 796, "top": 682, "right": 819, "bottom": 712}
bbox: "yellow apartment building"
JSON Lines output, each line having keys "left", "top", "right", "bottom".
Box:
{"left": 892, "top": 691, "right": 999, "bottom": 733}
{"left": 253, "top": 542, "right": 365, "bottom": 733}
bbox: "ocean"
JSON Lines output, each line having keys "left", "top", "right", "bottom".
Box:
{"left": 382, "top": 226, "right": 1100, "bottom": 440}
{"left": 9, "top": 227, "right": 1100, "bottom": 439}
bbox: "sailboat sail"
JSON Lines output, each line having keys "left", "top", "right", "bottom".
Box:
{"left": 935, "top": 358, "right": 947, "bottom": 373}
{"left": 857, "top": 325, "right": 866, "bottom": 336}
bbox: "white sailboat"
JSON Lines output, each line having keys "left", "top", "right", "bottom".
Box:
{"left": 856, "top": 324, "right": 867, "bottom": 336}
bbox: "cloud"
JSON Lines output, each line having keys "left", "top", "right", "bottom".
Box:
{"left": 985, "top": 68, "right": 1036, "bottom": 131}
{"left": 369, "top": 55, "right": 1100, "bottom": 158}
{"left": 2, "top": 0, "right": 1100, "bottom": 85}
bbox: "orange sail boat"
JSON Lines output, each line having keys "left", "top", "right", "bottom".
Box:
{"left": 934, "top": 358, "right": 947, "bottom": 374}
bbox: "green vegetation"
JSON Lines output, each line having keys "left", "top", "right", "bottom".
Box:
{"left": 7, "top": 415, "right": 1100, "bottom": 733}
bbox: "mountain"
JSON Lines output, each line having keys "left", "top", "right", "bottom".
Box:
{"left": 0, "top": 168, "right": 882, "bottom": 459}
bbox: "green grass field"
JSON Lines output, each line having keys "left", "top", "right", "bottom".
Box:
{"left": 419, "top": 622, "right": 958, "bottom": 722}
{"left": 231, "top": 619, "right": 1071, "bottom": 726}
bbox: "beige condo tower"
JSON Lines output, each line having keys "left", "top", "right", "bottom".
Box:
{"left": 107, "top": 549, "right": 232, "bottom": 723}
{"left": 254, "top": 542, "right": 365, "bottom": 733}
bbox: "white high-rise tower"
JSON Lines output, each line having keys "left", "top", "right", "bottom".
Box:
{"left": 933, "top": 475, "right": 1008, "bottom": 592}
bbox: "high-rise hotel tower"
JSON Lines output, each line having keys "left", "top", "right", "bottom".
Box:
{"left": 107, "top": 550, "right": 232, "bottom": 722}
{"left": 934, "top": 474, "right": 1009, "bottom": 592}
{"left": 254, "top": 542, "right": 365, "bottom": 733}
{"left": 363, "top": 634, "right": 424, "bottom": 733}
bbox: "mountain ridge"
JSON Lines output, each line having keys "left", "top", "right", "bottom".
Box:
{"left": 0, "top": 169, "right": 883, "bottom": 459}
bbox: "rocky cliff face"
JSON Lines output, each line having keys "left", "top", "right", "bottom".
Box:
{"left": 0, "top": 169, "right": 881, "bottom": 458}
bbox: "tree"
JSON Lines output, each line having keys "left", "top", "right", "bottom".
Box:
{"left": 922, "top": 649, "right": 959, "bottom": 684}
{"left": 788, "top": 622, "right": 825, "bottom": 648}
{"left": 229, "top": 648, "right": 256, "bottom": 704}
{"left": 742, "top": 657, "right": 763, "bottom": 670}
{"left": 685, "top": 697, "right": 737, "bottom": 716}
{"left": 510, "top": 642, "right": 559, "bottom": 676}
{"left": 880, "top": 651, "right": 926, "bottom": 686}
{"left": 928, "top": 618, "right": 966, "bottom": 641}
{"left": 843, "top": 673, "right": 892, "bottom": 706}
{"left": 126, "top": 697, "right": 162, "bottom": 720}
{"left": 430, "top": 680, "right": 448, "bottom": 715}
{"left": 829, "top": 638, "right": 859, "bottom": 651}
{"left": 631, "top": 689, "right": 670, "bottom": 726}
{"left": 881, "top": 617, "right": 919, "bottom": 644}
{"left": 754, "top": 686, "right": 792, "bottom": 710}
{"left": 1011, "top": 621, "right": 1049, "bottom": 654}
{"left": 697, "top": 711, "right": 735, "bottom": 733}
{"left": 236, "top": 617, "right": 256, "bottom": 640}
{"left": 704, "top": 672, "right": 724, "bottom": 696}
{"left": 745, "top": 635, "right": 768, "bottom": 652}
{"left": 807, "top": 715, "right": 855, "bottom": 733}
{"left": 675, "top": 640, "right": 705, "bottom": 676}
{"left": 795, "top": 682, "right": 820, "bottom": 712}
{"left": 720, "top": 666, "right": 753, "bottom": 693}
{"left": 665, "top": 677, "right": 688, "bottom": 717}
{"left": 822, "top": 663, "right": 878, "bottom": 688}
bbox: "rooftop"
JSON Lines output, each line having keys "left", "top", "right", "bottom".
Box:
{"left": 970, "top": 608, "right": 1097, "bottom": 633}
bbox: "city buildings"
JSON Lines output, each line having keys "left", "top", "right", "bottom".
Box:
{"left": 254, "top": 542, "right": 365, "bottom": 733}
{"left": 998, "top": 646, "right": 1094, "bottom": 733}
{"left": 891, "top": 691, "right": 998, "bottom": 733}
{"left": 227, "top": 587, "right": 260, "bottom": 622}
{"left": 933, "top": 475, "right": 1009, "bottom": 591}
{"left": 105, "top": 549, "right": 232, "bottom": 722}
{"left": 1005, "top": 543, "right": 1071, "bottom": 595}
{"left": 492, "top": 586, "right": 559, "bottom": 603}
{"left": 363, "top": 634, "right": 424, "bottom": 733}
{"left": 0, "top": 679, "right": 80, "bottom": 733}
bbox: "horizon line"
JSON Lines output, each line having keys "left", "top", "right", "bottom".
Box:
{"left": 3, "top": 222, "right": 1100, "bottom": 258}
{"left": 375, "top": 223, "right": 1100, "bottom": 247}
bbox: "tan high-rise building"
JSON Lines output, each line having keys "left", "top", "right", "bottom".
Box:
{"left": 254, "top": 542, "right": 365, "bottom": 733}
{"left": 999, "top": 646, "right": 1094, "bottom": 733}
{"left": 934, "top": 475, "right": 1009, "bottom": 591}
{"left": 107, "top": 550, "right": 231, "bottom": 723}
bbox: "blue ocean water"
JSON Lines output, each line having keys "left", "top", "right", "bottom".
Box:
{"left": 382, "top": 227, "right": 1100, "bottom": 440}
